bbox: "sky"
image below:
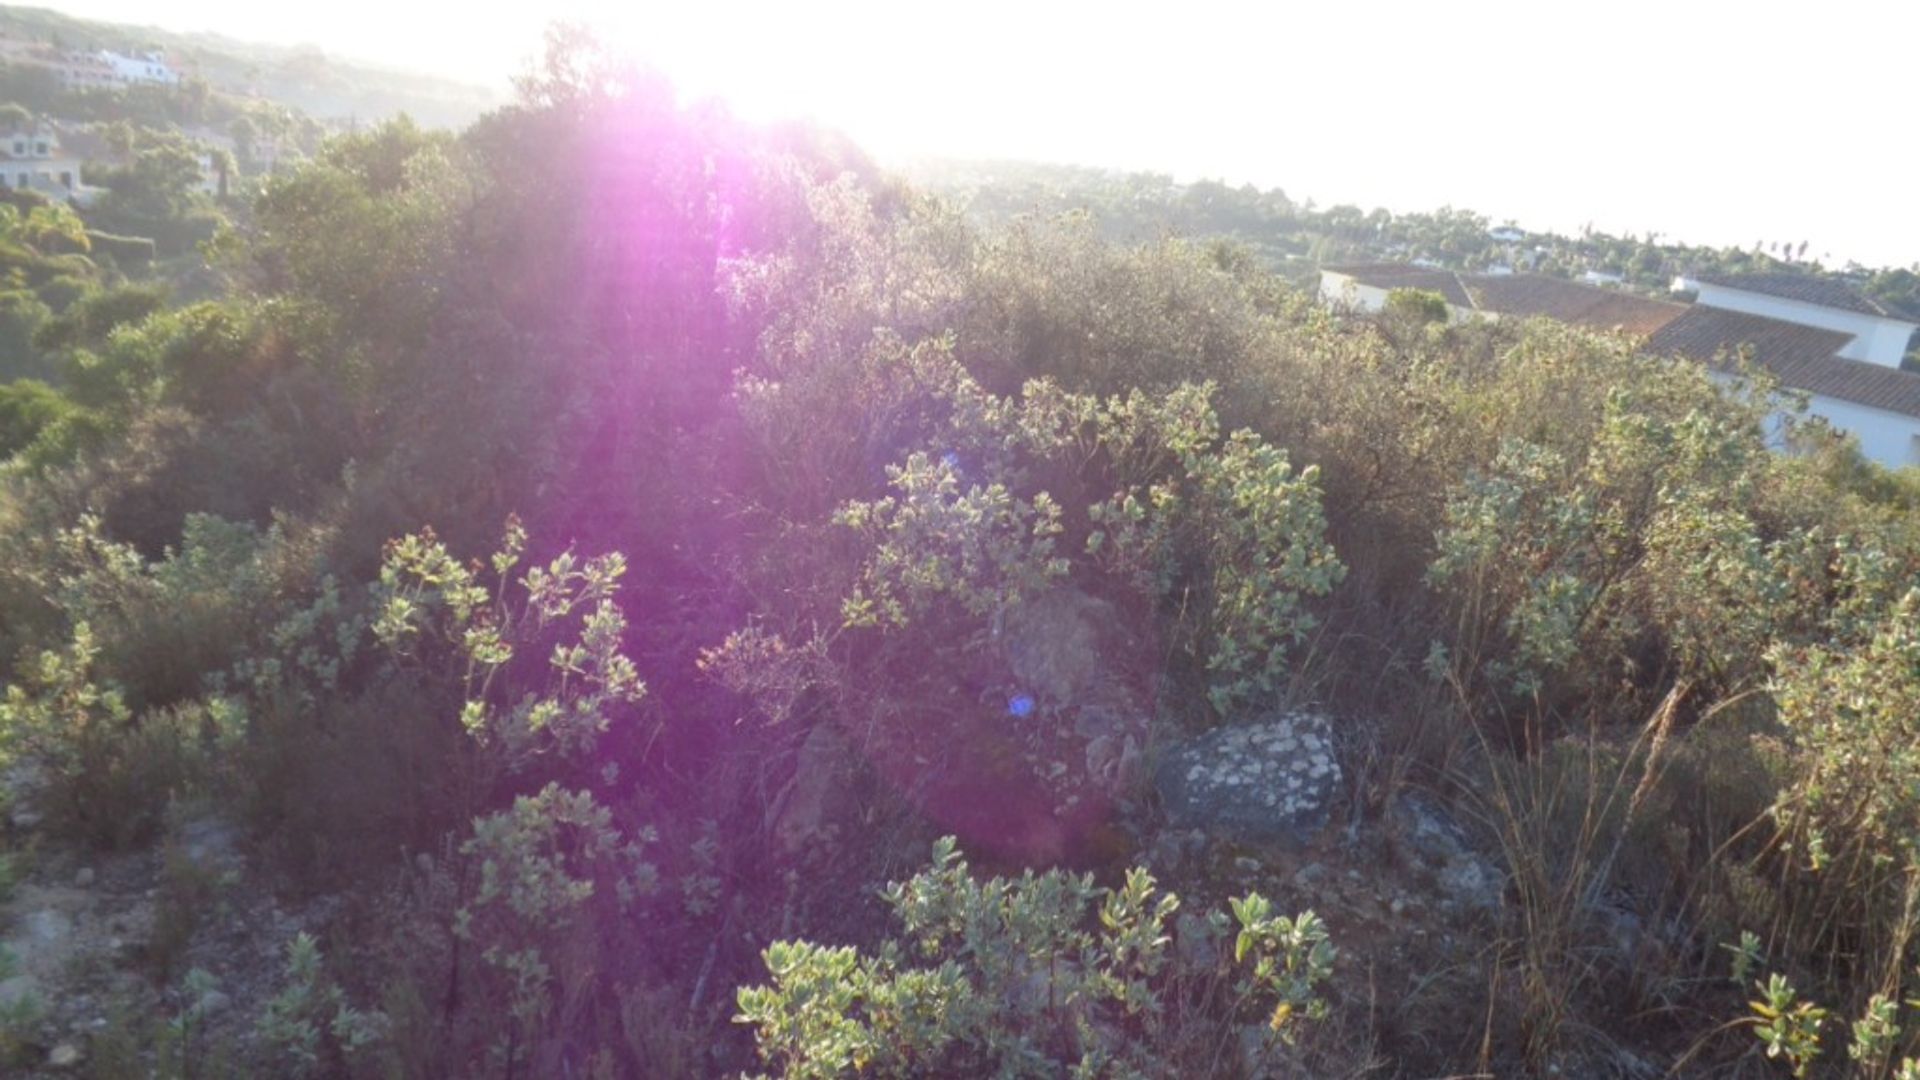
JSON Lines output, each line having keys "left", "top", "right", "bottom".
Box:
{"left": 41, "top": 0, "right": 1920, "bottom": 269}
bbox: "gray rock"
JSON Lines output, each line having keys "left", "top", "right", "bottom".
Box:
{"left": 1001, "top": 589, "right": 1116, "bottom": 703}
{"left": 48, "top": 1042, "right": 81, "bottom": 1068}
{"left": 24, "top": 908, "right": 73, "bottom": 947}
{"left": 10, "top": 807, "right": 43, "bottom": 831}
{"left": 1155, "top": 711, "right": 1341, "bottom": 844}
{"left": 1437, "top": 856, "right": 1503, "bottom": 912}
{"left": 195, "top": 989, "right": 232, "bottom": 1017}
{"left": 72, "top": 867, "right": 94, "bottom": 888}
{"left": 180, "top": 815, "right": 243, "bottom": 871}
{"left": 1144, "top": 828, "right": 1204, "bottom": 874}
{"left": 768, "top": 724, "right": 854, "bottom": 855}
{"left": 1391, "top": 792, "right": 1504, "bottom": 912}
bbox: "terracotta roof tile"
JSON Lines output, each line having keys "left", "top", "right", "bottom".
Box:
{"left": 1695, "top": 272, "right": 1896, "bottom": 319}
{"left": 1466, "top": 274, "right": 1686, "bottom": 337}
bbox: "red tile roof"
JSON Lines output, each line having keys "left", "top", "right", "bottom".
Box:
{"left": 1467, "top": 274, "right": 1687, "bottom": 337}
{"left": 1695, "top": 272, "right": 1899, "bottom": 319}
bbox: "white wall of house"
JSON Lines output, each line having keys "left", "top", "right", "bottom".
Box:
{"left": 1319, "top": 271, "right": 1389, "bottom": 312}
{"left": 106, "top": 52, "right": 179, "bottom": 86}
{"left": 1694, "top": 282, "right": 1918, "bottom": 367}
{"left": 1319, "top": 270, "right": 1480, "bottom": 323}
{"left": 1706, "top": 370, "right": 1920, "bottom": 469}
{"left": 4, "top": 158, "right": 81, "bottom": 192}
{"left": 1800, "top": 393, "right": 1920, "bottom": 467}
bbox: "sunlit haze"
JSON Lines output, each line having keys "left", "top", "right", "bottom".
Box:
{"left": 40, "top": 0, "right": 1920, "bottom": 267}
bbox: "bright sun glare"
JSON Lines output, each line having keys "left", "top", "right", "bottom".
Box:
{"left": 39, "top": 0, "right": 1920, "bottom": 266}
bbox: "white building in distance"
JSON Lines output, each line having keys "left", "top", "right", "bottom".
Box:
{"left": 0, "top": 126, "right": 90, "bottom": 205}
{"left": 1319, "top": 263, "right": 1920, "bottom": 468}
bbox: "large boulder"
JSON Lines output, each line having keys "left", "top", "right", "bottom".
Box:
{"left": 1155, "top": 711, "right": 1340, "bottom": 843}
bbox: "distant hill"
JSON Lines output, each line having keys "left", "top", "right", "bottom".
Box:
{"left": 0, "top": 4, "right": 500, "bottom": 128}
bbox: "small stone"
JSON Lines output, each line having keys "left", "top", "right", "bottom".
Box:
{"left": 1234, "top": 856, "right": 1262, "bottom": 875}
{"left": 1390, "top": 897, "right": 1408, "bottom": 916}
{"left": 73, "top": 867, "right": 95, "bottom": 888}
{"left": 196, "top": 989, "right": 232, "bottom": 1017}
{"left": 48, "top": 1043, "right": 82, "bottom": 1068}
{"left": 25, "top": 908, "right": 73, "bottom": 945}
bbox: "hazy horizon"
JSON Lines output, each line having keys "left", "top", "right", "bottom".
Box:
{"left": 33, "top": 0, "right": 1920, "bottom": 270}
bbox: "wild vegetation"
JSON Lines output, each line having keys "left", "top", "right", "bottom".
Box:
{"left": 911, "top": 159, "right": 1920, "bottom": 343}
{"left": 2, "top": 28, "right": 1920, "bottom": 1079}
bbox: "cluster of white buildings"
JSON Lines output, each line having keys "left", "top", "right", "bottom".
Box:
{"left": 0, "top": 37, "right": 182, "bottom": 92}
{"left": 1320, "top": 264, "right": 1920, "bottom": 469}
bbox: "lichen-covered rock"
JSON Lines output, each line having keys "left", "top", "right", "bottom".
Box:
{"left": 1155, "top": 711, "right": 1340, "bottom": 843}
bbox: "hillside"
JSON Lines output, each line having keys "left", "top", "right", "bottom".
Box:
{"left": 0, "top": 4, "right": 498, "bottom": 127}
{"left": 905, "top": 156, "right": 1920, "bottom": 329}
{"left": 0, "top": 28, "right": 1919, "bottom": 1080}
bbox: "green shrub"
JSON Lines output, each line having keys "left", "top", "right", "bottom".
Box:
{"left": 737, "top": 837, "right": 1336, "bottom": 1078}
{"left": 0, "top": 618, "right": 226, "bottom": 845}
{"left": 455, "top": 783, "right": 659, "bottom": 1074}
{"left": 371, "top": 519, "right": 648, "bottom": 771}
{"left": 256, "top": 932, "right": 390, "bottom": 1077}
{"left": 1383, "top": 287, "right": 1450, "bottom": 326}
{"left": 0, "top": 377, "right": 74, "bottom": 458}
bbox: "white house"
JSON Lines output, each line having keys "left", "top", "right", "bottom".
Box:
{"left": 1317, "top": 265, "right": 1681, "bottom": 334}
{"left": 0, "top": 127, "right": 84, "bottom": 201}
{"left": 5, "top": 45, "right": 181, "bottom": 91}
{"left": 104, "top": 50, "right": 180, "bottom": 87}
{"left": 1318, "top": 262, "right": 1920, "bottom": 468}
{"left": 1648, "top": 305, "right": 1920, "bottom": 466}
{"left": 1691, "top": 273, "right": 1917, "bottom": 368}
{"left": 1318, "top": 263, "right": 1478, "bottom": 322}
